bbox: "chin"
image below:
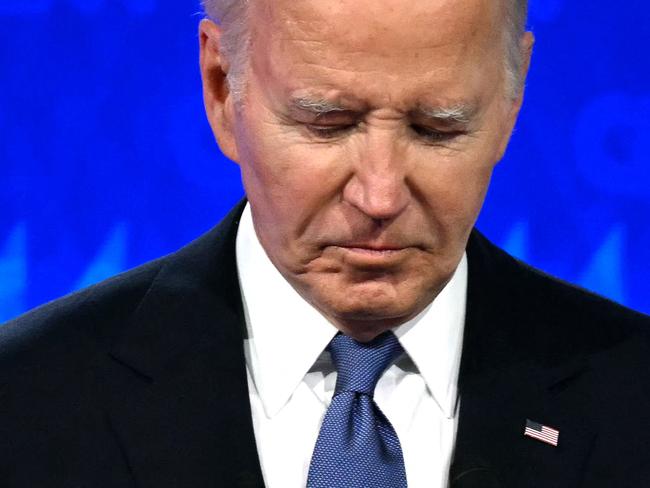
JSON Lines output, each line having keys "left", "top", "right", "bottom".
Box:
{"left": 317, "top": 285, "right": 423, "bottom": 338}
{"left": 296, "top": 262, "right": 443, "bottom": 337}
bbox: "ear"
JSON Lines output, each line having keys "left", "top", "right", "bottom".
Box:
{"left": 496, "top": 31, "right": 535, "bottom": 160}
{"left": 199, "top": 19, "right": 240, "bottom": 163}
{"left": 513, "top": 31, "right": 535, "bottom": 107}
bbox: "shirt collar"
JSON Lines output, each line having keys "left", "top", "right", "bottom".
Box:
{"left": 393, "top": 254, "right": 467, "bottom": 419}
{"left": 236, "top": 205, "right": 338, "bottom": 417}
{"left": 236, "top": 203, "right": 467, "bottom": 419}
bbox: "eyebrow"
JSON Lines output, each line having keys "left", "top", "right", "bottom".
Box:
{"left": 290, "top": 95, "right": 478, "bottom": 124}
{"left": 290, "top": 96, "right": 355, "bottom": 116}
{"left": 414, "top": 103, "right": 478, "bottom": 125}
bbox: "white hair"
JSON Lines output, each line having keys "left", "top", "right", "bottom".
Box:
{"left": 202, "top": 0, "right": 529, "bottom": 101}
{"left": 504, "top": 0, "right": 530, "bottom": 98}
{"left": 201, "top": 0, "right": 250, "bottom": 101}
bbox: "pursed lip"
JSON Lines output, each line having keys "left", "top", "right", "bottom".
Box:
{"left": 331, "top": 243, "right": 413, "bottom": 257}
{"left": 341, "top": 246, "right": 404, "bottom": 253}
{"left": 333, "top": 241, "right": 412, "bottom": 251}
{"left": 324, "top": 242, "right": 419, "bottom": 268}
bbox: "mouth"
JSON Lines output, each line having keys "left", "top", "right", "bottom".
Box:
{"left": 331, "top": 244, "right": 413, "bottom": 265}
{"left": 340, "top": 246, "right": 405, "bottom": 255}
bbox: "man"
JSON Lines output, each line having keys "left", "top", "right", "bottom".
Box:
{"left": 1, "top": 0, "right": 649, "bottom": 487}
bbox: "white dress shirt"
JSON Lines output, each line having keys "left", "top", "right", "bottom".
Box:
{"left": 235, "top": 204, "right": 467, "bottom": 488}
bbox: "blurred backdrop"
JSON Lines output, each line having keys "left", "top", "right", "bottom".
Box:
{"left": 0, "top": 0, "right": 649, "bottom": 322}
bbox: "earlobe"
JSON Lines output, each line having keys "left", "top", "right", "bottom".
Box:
{"left": 512, "top": 31, "right": 535, "bottom": 111}
{"left": 520, "top": 31, "right": 535, "bottom": 81}
{"left": 199, "top": 19, "right": 240, "bottom": 163}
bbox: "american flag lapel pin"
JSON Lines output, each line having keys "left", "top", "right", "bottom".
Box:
{"left": 524, "top": 419, "right": 560, "bottom": 447}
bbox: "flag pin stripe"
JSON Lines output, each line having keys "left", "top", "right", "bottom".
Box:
{"left": 524, "top": 419, "right": 559, "bottom": 447}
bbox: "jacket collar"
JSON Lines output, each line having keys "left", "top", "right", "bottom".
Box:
{"left": 102, "top": 202, "right": 628, "bottom": 488}
{"left": 104, "top": 200, "right": 265, "bottom": 488}
{"left": 109, "top": 200, "right": 248, "bottom": 380}
{"left": 450, "top": 230, "right": 639, "bottom": 487}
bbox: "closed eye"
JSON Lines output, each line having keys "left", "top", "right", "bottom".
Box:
{"left": 304, "top": 123, "right": 466, "bottom": 143}
{"left": 410, "top": 125, "right": 465, "bottom": 144}
{"left": 305, "top": 124, "right": 357, "bottom": 139}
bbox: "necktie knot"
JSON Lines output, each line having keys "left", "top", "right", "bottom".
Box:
{"left": 329, "top": 331, "right": 404, "bottom": 397}
{"left": 309, "top": 330, "right": 408, "bottom": 487}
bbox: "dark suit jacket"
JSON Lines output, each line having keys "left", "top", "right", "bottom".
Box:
{"left": 1, "top": 201, "right": 649, "bottom": 488}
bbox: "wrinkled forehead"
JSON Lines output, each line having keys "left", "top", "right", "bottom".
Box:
{"left": 248, "top": 0, "right": 506, "bottom": 106}
{"left": 250, "top": 0, "right": 503, "bottom": 56}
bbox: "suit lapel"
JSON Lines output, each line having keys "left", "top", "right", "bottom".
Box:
{"left": 452, "top": 358, "right": 597, "bottom": 487}
{"left": 100, "top": 202, "right": 265, "bottom": 488}
{"left": 451, "top": 231, "right": 597, "bottom": 487}
{"left": 96, "top": 211, "right": 623, "bottom": 488}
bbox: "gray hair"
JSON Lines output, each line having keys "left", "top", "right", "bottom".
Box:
{"left": 504, "top": 0, "right": 530, "bottom": 98}
{"left": 202, "top": 0, "right": 529, "bottom": 101}
{"left": 201, "top": 0, "right": 250, "bottom": 101}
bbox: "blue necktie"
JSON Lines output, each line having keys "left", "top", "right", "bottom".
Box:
{"left": 307, "top": 331, "right": 408, "bottom": 488}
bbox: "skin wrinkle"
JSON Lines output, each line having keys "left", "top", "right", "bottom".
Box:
{"left": 291, "top": 98, "right": 349, "bottom": 116}
{"left": 204, "top": 0, "right": 529, "bottom": 100}
{"left": 199, "top": 0, "right": 533, "bottom": 341}
{"left": 295, "top": 61, "right": 394, "bottom": 78}
{"left": 294, "top": 98, "right": 479, "bottom": 132}
{"left": 415, "top": 105, "right": 478, "bottom": 125}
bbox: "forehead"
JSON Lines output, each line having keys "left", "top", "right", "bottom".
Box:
{"left": 249, "top": 0, "right": 506, "bottom": 108}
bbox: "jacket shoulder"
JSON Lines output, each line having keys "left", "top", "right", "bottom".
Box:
{"left": 0, "top": 256, "right": 165, "bottom": 376}
{"left": 508, "top": 244, "right": 647, "bottom": 330}
{"left": 467, "top": 230, "right": 650, "bottom": 365}
{"left": 0, "top": 200, "right": 246, "bottom": 381}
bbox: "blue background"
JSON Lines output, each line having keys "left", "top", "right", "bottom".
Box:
{"left": 1, "top": 0, "right": 648, "bottom": 322}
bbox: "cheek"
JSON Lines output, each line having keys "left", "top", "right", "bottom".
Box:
{"left": 240, "top": 115, "right": 352, "bottom": 201}
{"left": 241, "top": 143, "right": 348, "bottom": 216}
{"left": 412, "top": 149, "right": 495, "bottom": 235}
{"left": 235, "top": 117, "right": 355, "bottom": 254}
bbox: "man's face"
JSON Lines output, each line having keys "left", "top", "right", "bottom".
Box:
{"left": 202, "top": 0, "right": 529, "bottom": 341}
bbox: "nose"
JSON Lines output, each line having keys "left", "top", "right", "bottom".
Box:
{"left": 342, "top": 134, "right": 411, "bottom": 222}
